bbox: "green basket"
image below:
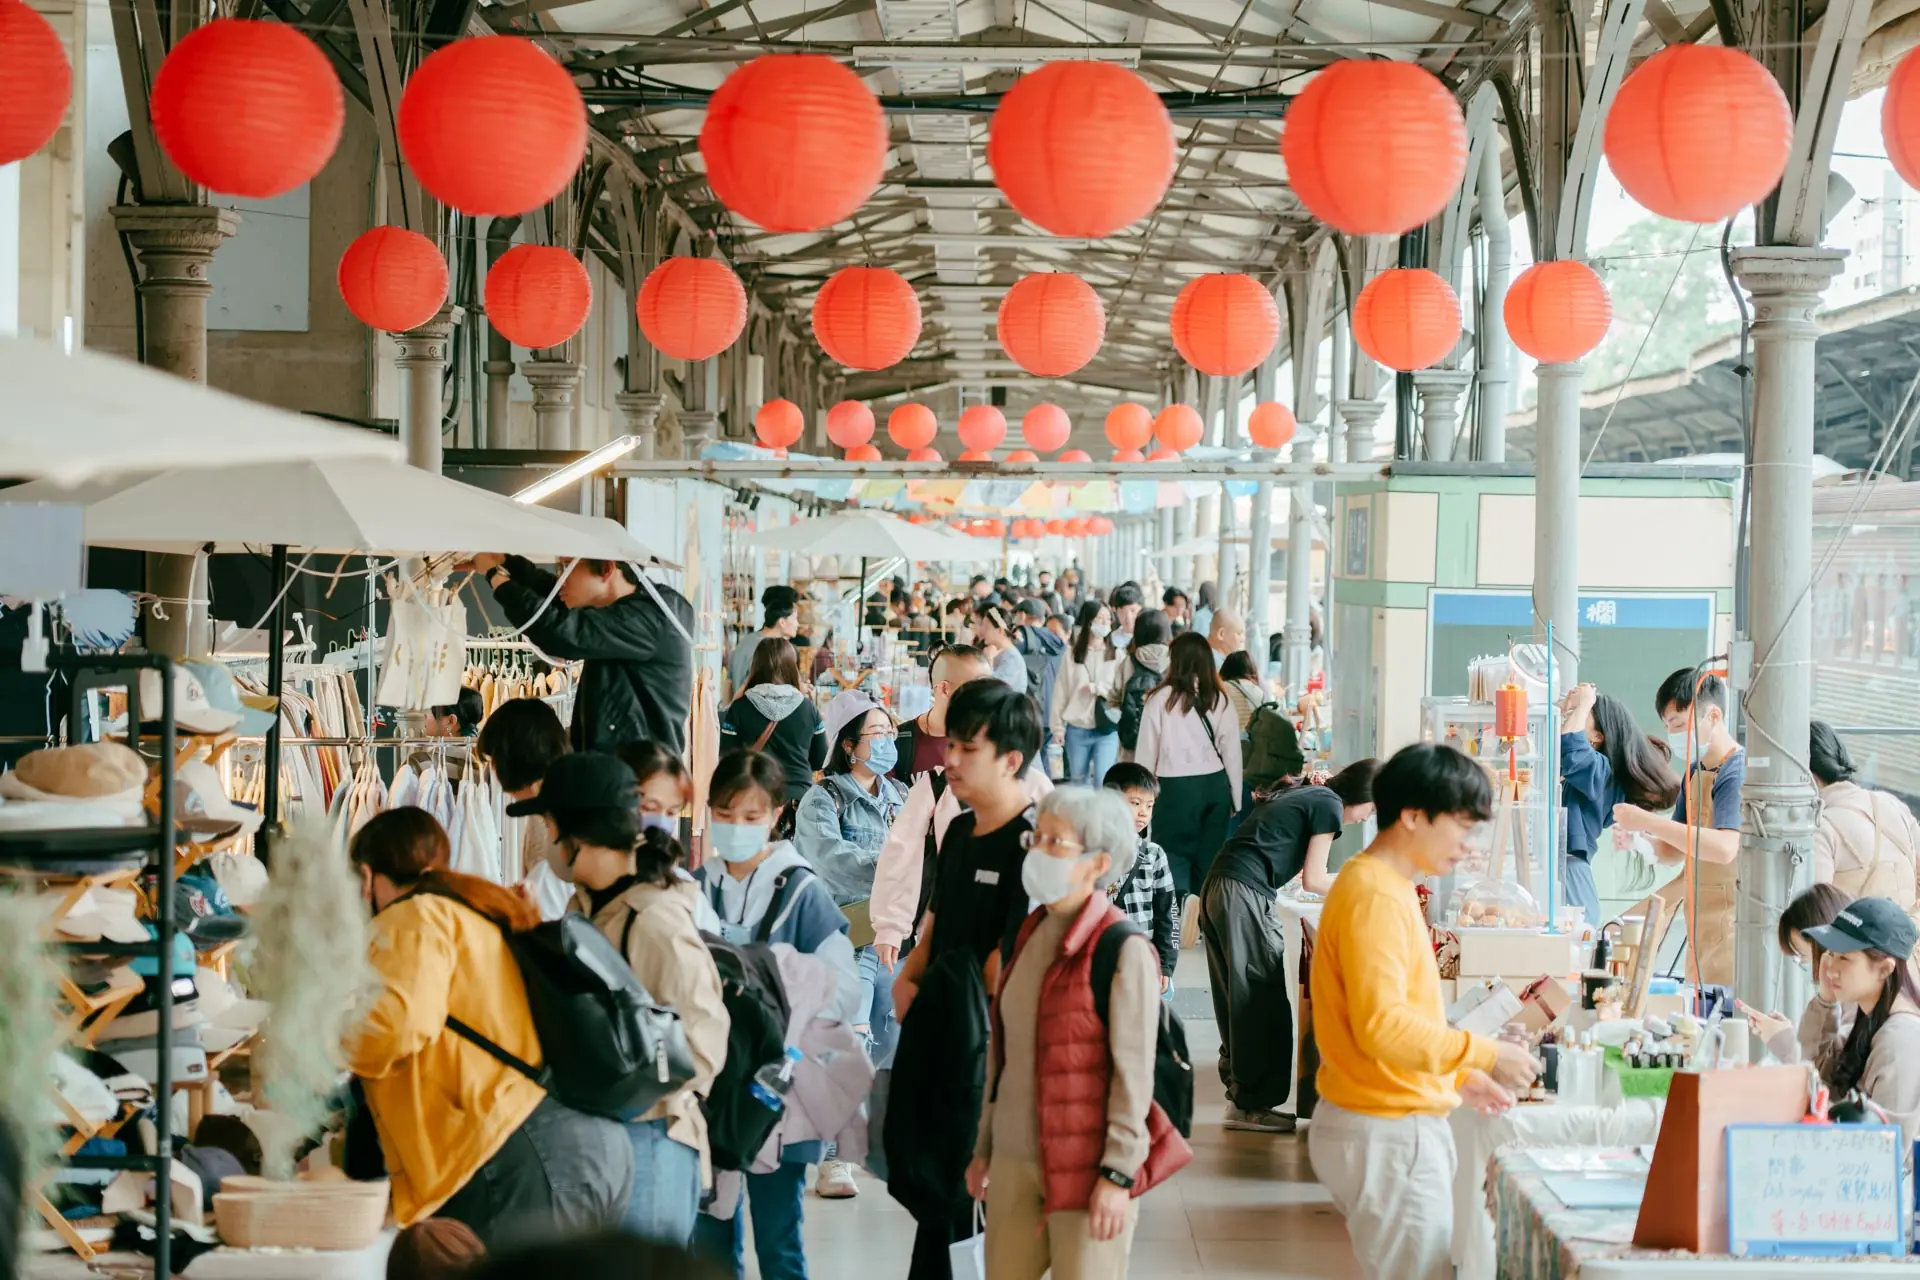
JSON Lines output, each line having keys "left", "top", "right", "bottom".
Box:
{"left": 1603, "top": 1045, "right": 1676, "bottom": 1098}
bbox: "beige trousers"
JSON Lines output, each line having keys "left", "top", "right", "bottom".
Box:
{"left": 983, "top": 1157, "right": 1138, "bottom": 1280}
{"left": 1307, "top": 1100, "right": 1456, "bottom": 1280}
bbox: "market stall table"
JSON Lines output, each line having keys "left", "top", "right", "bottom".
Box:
{"left": 1488, "top": 1147, "right": 1920, "bottom": 1278}
{"left": 1272, "top": 891, "right": 1323, "bottom": 1117}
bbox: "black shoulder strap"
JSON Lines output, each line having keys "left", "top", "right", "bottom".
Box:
{"left": 928, "top": 770, "right": 948, "bottom": 803}
{"left": 445, "top": 1014, "right": 550, "bottom": 1089}
{"left": 998, "top": 909, "right": 1030, "bottom": 979}
{"left": 1090, "top": 919, "right": 1145, "bottom": 1026}
{"left": 620, "top": 902, "right": 638, "bottom": 958}
{"left": 754, "top": 868, "right": 803, "bottom": 945}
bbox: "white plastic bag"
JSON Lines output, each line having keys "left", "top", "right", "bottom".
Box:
{"left": 948, "top": 1206, "right": 985, "bottom": 1280}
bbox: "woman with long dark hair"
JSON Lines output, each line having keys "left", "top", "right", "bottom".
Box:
{"left": 1799, "top": 898, "right": 1920, "bottom": 1148}
{"left": 1557, "top": 684, "right": 1680, "bottom": 925}
{"left": 1744, "top": 883, "right": 1852, "bottom": 1061}
{"left": 1107, "top": 607, "right": 1173, "bottom": 762}
{"left": 719, "top": 638, "right": 824, "bottom": 800}
{"left": 1134, "top": 631, "right": 1242, "bottom": 915}
{"left": 1811, "top": 719, "right": 1920, "bottom": 921}
{"left": 1053, "top": 600, "right": 1120, "bottom": 786}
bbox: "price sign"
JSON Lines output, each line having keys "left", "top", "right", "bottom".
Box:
{"left": 1724, "top": 1123, "right": 1904, "bottom": 1257}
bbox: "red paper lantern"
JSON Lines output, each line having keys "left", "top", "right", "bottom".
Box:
{"left": 1170, "top": 274, "right": 1281, "bottom": 377}
{"left": 637, "top": 258, "right": 747, "bottom": 361}
{"left": 1148, "top": 447, "right": 1179, "bottom": 462}
{"left": 987, "top": 61, "right": 1176, "bottom": 237}
{"left": 1045, "top": 519, "right": 1067, "bottom": 535}
{"left": 1105, "top": 403, "right": 1153, "bottom": 452}
{"left": 908, "top": 447, "right": 942, "bottom": 463}
{"left": 1113, "top": 447, "right": 1145, "bottom": 463}
{"left": 1352, "top": 268, "right": 1461, "bottom": 372}
{"left": 845, "top": 443, "right": 882, "bottom": 462}
{"left": 1504, "top": 261, "right": 1612, "bottom": 364}
{"left": 150, "top": 19, "right": 342, "bottom": 198}
{"left": 960, "top": 449, "right": 992, "bottom": 462}
{"left": 997, "top": 273, "right": 1104, "bottom": 376}
{"left": 1886, "top": 49, "right": 1920, "bottom": 190}
{"left": 958, "top": 405, "right": 1008, "bottom": 453}
{"left": 700, "top": 55, "right": 886, "bottom": 233}
{"left": 973, "top": 519, "right": 1006, "bottom": 538}
{"left": 0, "top": 0, "right": 71, "bottom": 165}
{"left": 1011, "top": 519, "right": 1035, "bottom": 539}
{"left": 1066, "top": 518, "right": 1091, "bottom": 537}
{"left": 1059, "top": 449, "right": 1092, "bottom": 463}
{"left": 337, "top": 227, "right": 447, "bottom": 334}
{"left": 755, "top": 399, "right": 805, "bottom": 450}
{"left": 486, "top": 245, "right": 591, "bottom": 350}
{"left": 1088, "top": 516, "right": 1114, "bottom": 535}
{"left": 1006, "top": 449, "right": 1039, "bottom": 462}
{"left": 888, "top": 403, "right": 938, "bottom": 451}
{"left": 399, "top": 37, "right": 585, "bottom": 216}
{"left": 825, "top": 400, "right": 875, "bottom": 449}
{"left": 1022, "top": 403, "right": 1071, "bottom": 453}
{"left": 1603, "top": 45, "right": 1791, "bottom": 224}
{"left": 1281, "top": 59, "right": 1468, "bottom": 236}
{"left": 1247, "top": 401, "right": 1297, "bottom": 451}
{"left": 1154, "top": 404, "right": 1204, "bottom": 453}
{"left": 813, "top": 266, "right": 921, "bottom": 371}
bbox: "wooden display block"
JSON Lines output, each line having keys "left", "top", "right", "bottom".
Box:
{"left": 1633, "top": 1064, "right": 1813, "bottom": 1252}
{"left": 1455, "top": 927, "right": 1580, "bottom": 978}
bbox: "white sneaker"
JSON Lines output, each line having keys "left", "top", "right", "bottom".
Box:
{"left": 1181, "top": 895, "right": 1203, "bottom": 949}
{"left": 1222, "top": 1104, "right": 1297, "bottom": 1133}
{"left": 815, "top": 1159, "right": 859, "bottom": 1198}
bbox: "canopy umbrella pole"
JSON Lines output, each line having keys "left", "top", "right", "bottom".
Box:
{"left": 261, "top": 543, "right": 287, "bottom": 863}
{"left": 858, "top": 556, "right": 868, "bottom": 657}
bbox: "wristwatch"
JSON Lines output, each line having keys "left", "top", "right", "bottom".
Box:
{"left": 1097, "top": 1166, "right": 1135, "bottom": 1190}
{"left": 487, "top": 566, "right": 511, "bottom": 588}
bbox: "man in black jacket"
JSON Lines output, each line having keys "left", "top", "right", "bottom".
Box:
{"left": 468, "top": 554, "right": 694, "bottom": 755}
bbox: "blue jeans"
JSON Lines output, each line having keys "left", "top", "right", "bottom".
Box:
{"left": 855, "top": 945, "right": 900, "bottom": 1068}
{"left": 1562, "top": 849, "right": 1602, "bottom": 926}
{"left": 694, "top": 1158, "right": 809, "bottom": 1280}
{"left": 1063, "top": 724, "right": 1120, "bottom": 788}
{"left": 623, "top": 1117, "right": 700, "bottom": 1247}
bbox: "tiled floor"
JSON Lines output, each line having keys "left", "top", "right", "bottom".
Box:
{"left": 789, "top": 947, "right": 1365, "bottom": 1279}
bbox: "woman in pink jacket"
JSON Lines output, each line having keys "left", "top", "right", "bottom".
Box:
{"left": 1134, "top": 632, "right": 1242, "bottom": 914}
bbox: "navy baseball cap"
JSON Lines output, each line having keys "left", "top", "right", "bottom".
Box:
{"left": 1804, "top": 897, "right": 1919, "bottom": 958}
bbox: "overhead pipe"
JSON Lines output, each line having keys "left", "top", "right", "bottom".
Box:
{"left": 483, "top": 216, "right": 522, "bottom": 448}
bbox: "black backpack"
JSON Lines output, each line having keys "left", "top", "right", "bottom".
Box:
{"left": 1090, "top": 921, "right": 1195, "bottom": 1139}
{"left": 1244, "top": 702, "right": 1306, "bottom": 794}
{"left": 700, "top": 870, "right": 803, "bottom": 1172}
{"left": 1116, "top": 662, "right": 1161, "bottom": 752}
{"left": 434, "top": 904, "right": 698, "bottom": 1123}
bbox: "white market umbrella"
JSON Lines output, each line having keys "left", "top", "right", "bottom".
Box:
{"left": 2, "top": 459, "right": 645, "bottom": 559}
{"left": 745, "top": 510, "right": 995, "bottom": 563}
{"left": 1, "top": 337, "right": 400, "bottom": 480}
{"left": 517, "top": 506, "right": 676, "bottom": 568}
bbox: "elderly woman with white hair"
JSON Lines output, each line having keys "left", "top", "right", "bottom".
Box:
{"left": 965, "top": 786, "right": 1181, "bottom": 1280}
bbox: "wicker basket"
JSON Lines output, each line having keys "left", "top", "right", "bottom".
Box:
{"left": 212, "top": 1176, "right": 390, "bottom": 1251}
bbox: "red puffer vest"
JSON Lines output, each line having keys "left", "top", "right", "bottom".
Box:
{"left": 991, "top": 893, "right": 1191, "bottom": 1216}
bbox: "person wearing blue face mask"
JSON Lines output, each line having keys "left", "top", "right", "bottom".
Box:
{"left": 694, "top": 749, "right": 857, "bottom": 1280}
{"left": 794, "top": 691, "right": 908, "bottom": 1199}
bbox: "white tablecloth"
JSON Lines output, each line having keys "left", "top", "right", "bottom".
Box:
{"left": 1271, "top": 894, "right": 1323, "bottom": 1117}
{"left": 1452, "top": 1099, "right": 1666, "bottom": 1280}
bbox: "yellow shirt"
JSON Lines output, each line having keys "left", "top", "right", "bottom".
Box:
{"left": 1311, "top": 852, "right": 1495, "bottom": 1117}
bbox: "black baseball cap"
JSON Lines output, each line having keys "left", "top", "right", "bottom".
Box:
{"left": 504, "top": 752, "right": 637, "bottom": 816}
{"left": 1804, "top": 897, "right": 1919, "bottom": 958}
{"left": 1015, "top": 598, "right": 1047, "bottom": 620}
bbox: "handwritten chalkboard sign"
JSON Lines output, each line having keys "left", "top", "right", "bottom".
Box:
{"left": 1724, "top": 1123, "right": 1904, "bottom": 1257}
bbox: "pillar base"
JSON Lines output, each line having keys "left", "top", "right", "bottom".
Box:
{"left": 1412, "top": 369, "right": 1474, "bottom": 462}
{"left": 395, "top": 306, "right": 462, "bottom": 473}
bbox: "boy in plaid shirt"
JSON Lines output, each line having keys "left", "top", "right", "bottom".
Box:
{"left": 1102, "top": 762, "right": 1179, "bottom": 991}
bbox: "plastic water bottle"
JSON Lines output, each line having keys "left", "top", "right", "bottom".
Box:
{"left": 748, "top": 1046, "right": 805, "bottom": 1113}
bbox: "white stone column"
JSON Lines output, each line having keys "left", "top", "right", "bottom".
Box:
{"left": 1284, "top": 435, "right": 1315, "bottom": 696}
{"left": 1246, "top": 481, "right": 1275, "bottom": 665}
{"left": 523, "top": 360, "right": 581, "bottom": 452}
{"left": 1532, "top": 361, "right": 1583, "bottom": 690}
{"left": 1731, "top": 246, "right": 1847, "bottom": 1016}
{"left": 1415, "top": 369, "right": 1474, "bottom": 462}
{"left": 395, "top": 306, "right": 461, "bottom": 473}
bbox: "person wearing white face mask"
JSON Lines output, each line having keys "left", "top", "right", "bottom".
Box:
{"left": 693, "top": 748, "right": 857, "bottom": 1280}
{"left": 1054, "top": 601, "right": 1122, "bottom": 787}
{"left": 966, "top": 786, "right": 1189, "bottom": 1280}
{"left": 1611, "top": 667, "right": 1745, "bottom": 987}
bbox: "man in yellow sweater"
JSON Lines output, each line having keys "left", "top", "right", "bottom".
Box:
{"left": 1308, "top": 742, "right": 1540, "bottom": 1280}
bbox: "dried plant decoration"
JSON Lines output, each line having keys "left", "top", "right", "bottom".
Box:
{"left": 248, "top": 819, "right": 377, "bottom": 1178}
{"left": 0, "top": 888, "right": 66, "bottom": 1233}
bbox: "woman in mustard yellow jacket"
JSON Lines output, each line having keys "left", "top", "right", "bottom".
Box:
{"left": 345, "top": 808, "right": 630, "bottom": 1245}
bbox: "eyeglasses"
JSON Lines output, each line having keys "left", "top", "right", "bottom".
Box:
{"left": 1020, "top": 830, "right": 1085, "bottom": 855}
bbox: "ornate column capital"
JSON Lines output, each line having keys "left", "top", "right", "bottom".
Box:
{"left": 1730, "top": 247, "right": 1848, "bottom": 333}
{"left": 1334, "top": 398, "right": 1386, "bottom": 464}
{"left": 522, "top": 359, "right": 582, "bottom": 402}
{"left": 615, "top": 391, "right": 667, "bottom": 461}
{"left": 395, "top": 306, "right": 463, "bottom": 367}
{"left": 109, "top": 204, "right": 240, "bottom": 285}
{"left": 678, "top": 409, "right": 718, "bottom": 460}
{"left": 1413, "top": 369, "right": 1474, "bottom": 461}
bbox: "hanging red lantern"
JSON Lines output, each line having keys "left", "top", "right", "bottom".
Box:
{"left": 888, "top": 402, "right": 938, "bottom": 451}
{"left": 957, "top": 405, "right": 1008, "bottom": 453}
{"left": 755, "top": 399, "right": 805, "bottom": 450}
{"left": 637, "top": 258, "right": 747, "bottom": 361}
{"left": 1066, "top": 518, "right": 1091, "bottom": 537}
{"left": 1114, "top": 447, "right": 1145, "bottom": 463}
{"left": 825, "top": 400, "right": 875, "bottom": 450}
{"left": 908, "top": 446, "right": 942, "bottom": 462}
{"left": 398, "top": 37, "right": 586, "bottom": 217}
{"left": 1006, "top": 449, "right": 1039, "bottom": 462}
{"left": 1148, "top": 446, "right": 1180, "bottom": 462}
{"left": 1505, "top": 261, "right": 1612, "bottom": 364}
{"left": 1045, "top": 519, "right": 1067, "bottom": 535}
{"left": 1154, "top": 404, "right": 1204, "bottom": 453}
{"left": 1352, "top": 269, "right": 1461, "bottom": 372}
{"left": 1281, "top": 59, "right": 1468, "bottom": 236}
{"left": 1105, "top": 403, "right": 1153, "bottom": 452}
{"left": 1886, "top": 49, "right": 1920, "bottom": 189}
{"left": 987, "top": 61, "right": 1176, "bottom": 237}
{"left": 1059, "top": 449, "right": 1092, "bottom": 463}
{"left": 845, "top": 443, "right": 882, "bottom": 462}
{"left": 1603, "top": 45, "right": 1791, "bottom": 223}
{"left": 1022, "top": 403, "right": 1071, "bottom": 453}
{"left": 1089, "top": 516, "right": 1114, "bottom": 535}
{"left": 485, "top": 244, "right": 591, "bottom": 350}
{"left": 1247, "top": 401, "right": 1297, "bottom": 451}
{"left": 0, "top": 0, "right": 70, "bottom": 166}
{"left": 1170, "top": 273, "right": 1281, "bottom": 377}
{"left": 1010, "top": 518, "right": 1033, "bottom": 538}
{"left": 997, "top": 273, "right": 1105, "bottom": 376}
{"left": 959, "top": 449, "right": 992, "bottom": 462}
{"left": 812, "top": 266, "right": 921, "bottom": 371}
{"left": 337, "top": 227, "right": 448, "bottom": 334}
{"left": 983, "top": 519, "right": 1006, "bottom": 537}
{"left": 700, "top": 55, "right": 886, "bottom": 233}
{"left": 149, "top": 19, "right": 342, "bottom": 198}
